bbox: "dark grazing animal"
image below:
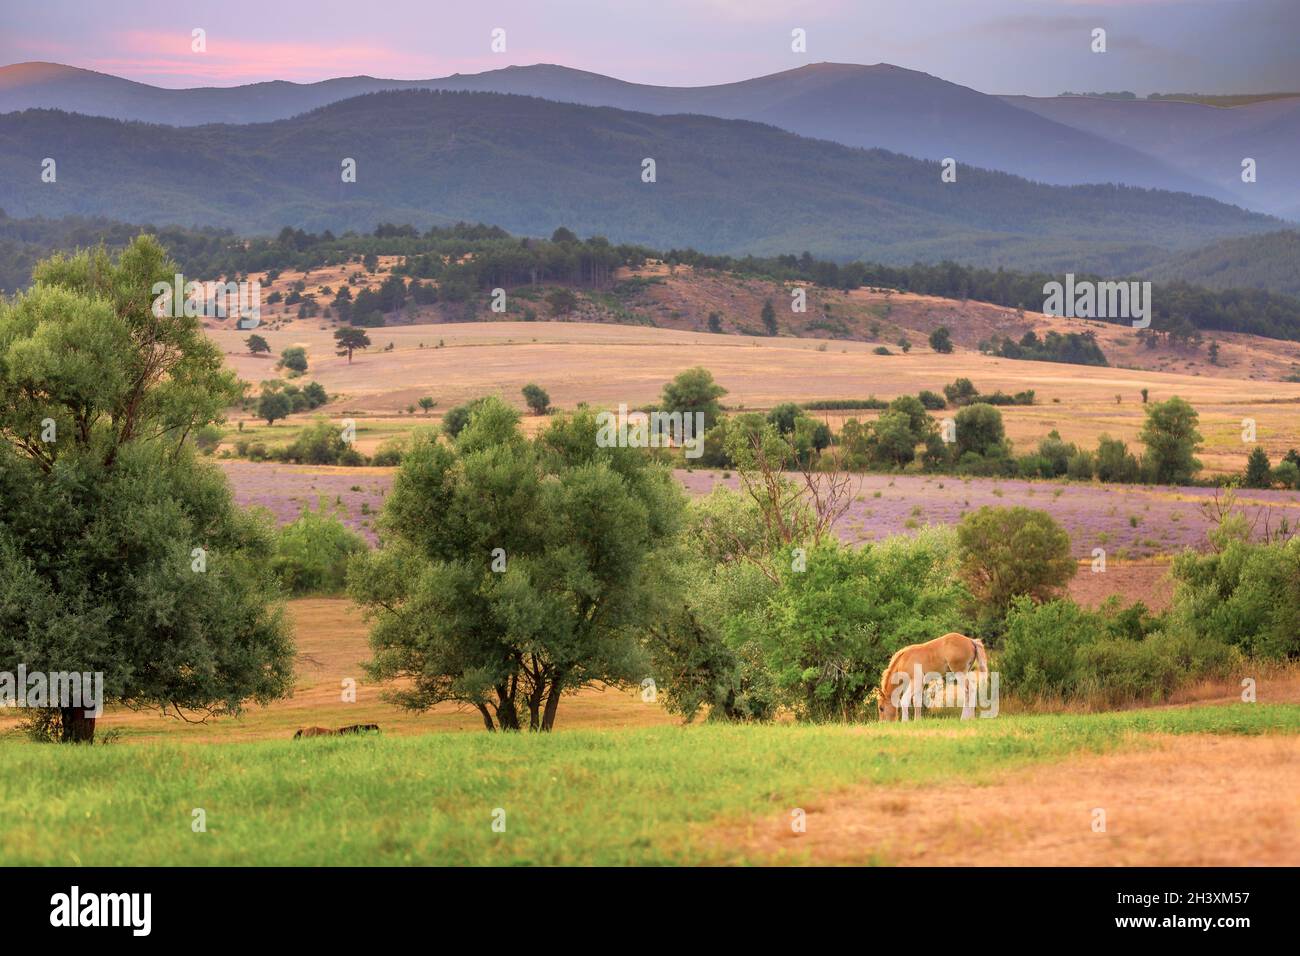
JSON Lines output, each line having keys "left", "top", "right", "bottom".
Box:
{"left": 337, "top": 723, "right": 381, "bottom": 735}
{"left": 293, "top": 726, "right": 337, "bottom": 739}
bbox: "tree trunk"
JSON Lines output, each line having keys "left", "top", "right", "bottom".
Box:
{"left": 540, "top": 677, "right": 564, "bottom": 732}
{"left": 60, "top": 707, "right": 96, "bottom": 743}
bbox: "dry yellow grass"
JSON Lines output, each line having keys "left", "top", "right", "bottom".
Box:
{"left": 0, "top": 598, "right": 677, "bottom": 743}
{"left": 211, "top": 319, "right": 1300, "bottom": 475}
{"left": 706, "top": 732, "right": 1300, "bottom": 865}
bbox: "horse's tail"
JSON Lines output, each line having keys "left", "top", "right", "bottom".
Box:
{"left": 971, "top": 637, "right": 988, "bottom": 675}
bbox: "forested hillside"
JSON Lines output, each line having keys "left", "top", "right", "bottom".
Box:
{"left": 0, "top": 90, "right": 1281, "bottom": 270}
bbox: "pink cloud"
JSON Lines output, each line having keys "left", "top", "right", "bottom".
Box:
{"left": 77, "top": 30, "right": 520, "bottom": 86}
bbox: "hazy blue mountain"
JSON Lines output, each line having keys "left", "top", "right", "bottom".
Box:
{"left": 0, "top": 90, "right": 1280, "bottom": 271}
{"left": 0, "top": 61, "right": 1232, "bottom": 201}
{"left": 1003, "top": 93, "right": 1300, "bottom": 220}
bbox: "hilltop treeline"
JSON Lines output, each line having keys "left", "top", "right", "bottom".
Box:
{"left": 5, "top": 212, "right": 1300, "bottom": 344}
{"left": 664, "top": 248, "right": 1300, "bottom": 344}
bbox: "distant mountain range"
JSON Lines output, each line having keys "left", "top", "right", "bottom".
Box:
{"left": 0, "top": 89, "right": 1284, "bottom": 272}
{"left": 1003, "top": 94, "right": 1300, "bottom": 222}
{"left": 6, "top": 60, "right": 1294, "bottom": 214}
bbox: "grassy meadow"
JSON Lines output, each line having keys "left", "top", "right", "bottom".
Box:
{"left": 2, "top": 703, "right": 1295, "bottom": 866}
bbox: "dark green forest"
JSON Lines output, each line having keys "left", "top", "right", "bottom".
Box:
{"left": 0, "top": 90, "right": 1283, "bottom": 271}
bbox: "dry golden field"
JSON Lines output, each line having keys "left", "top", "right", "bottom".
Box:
{"left": 209, "top": 318, "right": 1300, "bottom": 475}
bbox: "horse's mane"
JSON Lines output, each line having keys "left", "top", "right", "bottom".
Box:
{"left": 880, "top": 644, "right": 911, "bottom": 693}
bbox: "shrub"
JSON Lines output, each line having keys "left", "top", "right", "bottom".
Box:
{"left": 271, "top": 500, "right": 367, "bottom": 595}
{"left": 1169, "top": 535, "right": 1300, "bottom": 659}
{"left": 1000, "top": 597, "right": 1234, "bottom": 704}
{"left": 754, "top": 528, "right": 971, "bottom": 721}
{"left": 1139, "top": 396, "right": 1202, "bottom": 485}
{"left": 953, "top": 403, "right": 1008, "bottom": 460}
{"left": 956, "top": 506, "right": 1075, "bottom": 634}
{"left": 1095, "top": 435, "right": 1140, "bottom": 483}
{"left": 522, "top": 383, "right": 551, "bottom": 415}
{"left": 371, "top": 437, "right": 407, "bottom": 467}
{"left": 1066, "top": 451, "right": 1095, "bottom": 481}
{"left": 283, "top": 417, "right": 351, "bottom": 465}
{"left": 278, "top": 346, "right": 308, "bottom": 374}
{"left": 441, "top": 397, "right": 490, "bottom": 439}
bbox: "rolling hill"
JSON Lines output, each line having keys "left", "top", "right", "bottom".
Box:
{"left": 1004, "top": 93, "right": 1300, "bottom": 221}
{"left": 1144, "top": 230, "right": 1300, "bottom": 297}
{"left": 0, "top": 61, "right": 1237, "bottom": 202}
{"left": 0, "top": 90, "right": 1282, "bottom": 271}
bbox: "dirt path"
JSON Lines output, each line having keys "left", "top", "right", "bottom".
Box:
{"left": 709, "top": 734, "right": 1300, "bottom": 865}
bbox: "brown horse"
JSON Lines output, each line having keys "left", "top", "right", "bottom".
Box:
{"left": 877, "top": 633, "right": 988, "bottom": 722}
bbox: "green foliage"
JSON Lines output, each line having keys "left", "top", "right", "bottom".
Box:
{"left": 1243, "top": 446, "right": 1272, "bottom": 488}
{"left": 943, "top": 377, "right": 980, "bottom": 406}
{"left": 245, "top": 333, "right": 270, "bottom": 354}
{"left": 928, "top": 326, "right": 953, "bottom": 353}
{"left": 956, "top": 506, "right": 1075, "bottom": 634}
{"left": 521, "top": 383, "right": 551, "bottom": 415}
{"left": 1273, "top": 459, "right": 1299, "bottom": 489}
{"left": 953, "top": 403, "right": 1009, "bottom": 461}
{"left": 982, "top": 329, "right": 1107, "bottom": 366}
{"left": 1169, "top": 535, "right": 1300, "bottom": 659}
{"left": 440, "top": 397, "right": 490, "bottom": 439}
{"left": 1095, "top": 435, "right": 1140, "bottom": 482}
{"left": 546, "top": 287, "right": 579, "bottom": 316}
{"left": 271, "top": 499, "right": 367, "bottom": 595}
{"left": 193, "top": 424, "right": 223, "bottom": 455}
{"left": 4, "top": 212, "right": 1300, "bottom": 347}
{"left": 257, "top": 390, "right": 291, "bottom": 425}
{"left": 280, "top": 417, "right": 361, "bottom": 465}
{"left": 765, "top": 402, "right": 803, "bottom": 435}
{"left": 661, "top": 367, "right": 728, "bottom": 431}
{"left": 1138, "top": 396, "right": 1202, "bottom": 484}
{"left": 370, "top": 436, "right": 408, "bottom": 467}
{"left": 0, "top": 236, "right": 293, "bottom": 737}
{"left": 278, "top": 346, "right": 307, "bottom": 374}
{"left": 1000, "top": 597, "right": 1233, "bottom": 703}
{"left": 349, "top": 404, "right": 686, "bottom": 731}
{"left": 333, "top": 326, "right": 371, "bottom": 363}
{"left": 757, "top": 530, "right": 971, "bottom": 721}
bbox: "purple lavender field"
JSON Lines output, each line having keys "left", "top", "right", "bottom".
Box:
{"left": 675, "top": 471, "right": 1300, "bottom": 559}
{"left": 222, "top": 461, "right": 1300, "bottom": 559}
{"left": 220, "top": 461, "right": 393, "bottom": 544}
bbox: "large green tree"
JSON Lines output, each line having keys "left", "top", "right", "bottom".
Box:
{"left": 0, "top": 236, "right": 294, "bottom": 741}
{"left": 1139, "top": 396, "right": 1202, "bottom": 485}
{"left": 956, "top": 506, "right": 1076, "bottom": 636}
{"left": 661, "top": 367, "right": 728, "bottom": 431}
{"left": 349, "top": 398, "right": 684, "bottom": 731}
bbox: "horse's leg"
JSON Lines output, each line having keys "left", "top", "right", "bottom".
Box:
{"left": 900, "top": 692, "right": 910, "bottom": 722}
{"left": 961, "top": 669, "right": 975, "bottom": 719}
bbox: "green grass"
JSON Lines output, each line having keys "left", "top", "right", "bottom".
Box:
{"left": 1, "top": 703, "right": 1295, "bottom": 865}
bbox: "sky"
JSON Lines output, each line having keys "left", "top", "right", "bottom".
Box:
{"left": 1, "top": 0, "right": 1296, "bottom": 96}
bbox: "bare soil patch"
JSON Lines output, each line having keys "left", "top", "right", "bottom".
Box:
{"left": 708, "top": 733, "right": 1300, "bottom": 865}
